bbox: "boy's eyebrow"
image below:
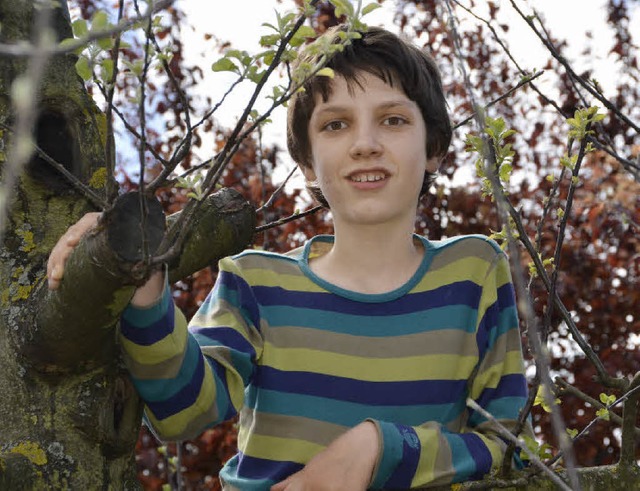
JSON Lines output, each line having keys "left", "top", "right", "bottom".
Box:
{"left": 313, "top": 100, "right": 418, "bottom": 117}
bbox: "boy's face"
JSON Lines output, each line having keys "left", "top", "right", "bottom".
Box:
{"left": 303, "top": 71, "right": 438, "bottom": 228}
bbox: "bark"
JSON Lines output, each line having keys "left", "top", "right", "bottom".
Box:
{"left": 0, "top": 1, "right": 256, "bottom": 488}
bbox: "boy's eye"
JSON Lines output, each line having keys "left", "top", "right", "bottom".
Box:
{"left": 383, "top": 116, "right": 408, "bottom": 126}
{"left": 322, "top": 120, "right": 347, "bottom": 132}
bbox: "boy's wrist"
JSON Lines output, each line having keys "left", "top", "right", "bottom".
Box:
{"left": 130, "top": 269, "right": 166, "bottom": 308}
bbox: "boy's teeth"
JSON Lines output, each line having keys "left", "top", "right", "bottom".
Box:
{"left": 350, "top": 172, "right": 385, "bottom": 182}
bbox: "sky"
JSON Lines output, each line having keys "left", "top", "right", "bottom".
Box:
{"left": 175, "top": 0, "right": 639, "bottom": 186}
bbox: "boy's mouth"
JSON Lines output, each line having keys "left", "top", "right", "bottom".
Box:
{"left": 348, "top": 170, "right": 388, "bottom": 183}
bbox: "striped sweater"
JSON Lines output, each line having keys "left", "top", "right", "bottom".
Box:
{"left": 120, "top": 234, "right": 529, "bottom": 490}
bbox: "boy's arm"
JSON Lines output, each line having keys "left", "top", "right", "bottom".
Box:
{"left": 365, "top": 252, "right": 529, "bottom": 489}
{"left": 119, "top": 256, "right": 263, "bottom": 441}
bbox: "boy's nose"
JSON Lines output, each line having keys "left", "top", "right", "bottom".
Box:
{"left": 349, "top": 126, "right": 383, "bottom": 159}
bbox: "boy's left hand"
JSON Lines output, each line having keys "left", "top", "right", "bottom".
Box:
{"left": 270, "top": 421, "right": 379, "bottom": 491}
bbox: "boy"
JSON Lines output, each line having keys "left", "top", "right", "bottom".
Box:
{"left": 49, "top": 25, "right": 529, "bottom": 490}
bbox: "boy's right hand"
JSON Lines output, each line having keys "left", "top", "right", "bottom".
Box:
{"left": 47, "top": 211, "right": 165, "bottom": 307}
{"left": 47, "top": 212, "right": 101, "bottom": 290}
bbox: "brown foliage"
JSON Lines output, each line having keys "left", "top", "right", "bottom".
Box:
{"left": 74, "top": 0, "right": 639, "bottom": 487}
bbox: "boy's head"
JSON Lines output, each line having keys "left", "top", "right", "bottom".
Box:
{"left": 287, "top": 25, "right": 452, "bottom": 208}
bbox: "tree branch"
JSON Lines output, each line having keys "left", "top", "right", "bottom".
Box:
{"left": 29, "top": 189, "right": 254, "bottom": 373}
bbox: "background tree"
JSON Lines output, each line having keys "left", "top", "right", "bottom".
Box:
{"left": 0, "top": 0, "right": 638, "bottom": 489}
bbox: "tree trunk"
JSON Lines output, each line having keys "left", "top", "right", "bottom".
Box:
{"left": 0, "top": 1, "right": 255, "bottom": 488}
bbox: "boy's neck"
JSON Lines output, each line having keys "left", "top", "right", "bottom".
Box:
{"left": 309, "top": 220, "right": 424, "bottom": 295}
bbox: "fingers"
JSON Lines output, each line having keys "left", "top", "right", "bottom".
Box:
{"left": 47, "top": 212, "right": 101, "bottom": 290}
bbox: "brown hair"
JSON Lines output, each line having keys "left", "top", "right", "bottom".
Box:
{"left": 287, "top": 25, "right": 452, "bottom": 208}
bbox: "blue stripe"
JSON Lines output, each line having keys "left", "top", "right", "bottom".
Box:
{"left": 191, "top": 326, "right": 257, "bottom": 359}
{"left": 121, "top": 298, "right": 175, "bottom": 345}
{"left": 209, "top": 357, "right": 233, "bottom": 421}
{"left": 121, "top": 283, "right": 171, "bottom": 327}
{"left": 217, "top": 271, "right": 261, "bottom": 331}
{"left": 476, "top": 373, "right": 528, "bottom": 407}
{"left": 253, "top": 280, "right": 482, "bottom": 315}
{"left": 497, "top": 282, "right": 516, "bottom": 308}
{"left": 132, "top": 335, "right": 199, "bottom": 402}
{"left": 469, "top": 396, "right": 528, "bottom": 427}
{"left": 235, "top": 453, "right": 304, "bottom": 481}
{"left": 463, "top": 433, "right": 493, "bottom": 481}
{"left": 255, "top": 366, "right": 469, "bottom": 405}
{"left": 248, "top": 389, "right": 462, "bottom": 427}
{"left": 144, "top": 347, "right": 205, "bottom": 420}
{"left": 443, "top": 430, "right": 476, "bottom": 482}
{"left": 261, "top": 304, "right": 479, "bottom": 336}
{"left": 371, "top": 421, "right": 403, "bottom": 489}
{"left": 476, "top": 282, "right": 518, "bottom": 356}
{"left": 384, "top": 424, "right": 421, "bottom": 489}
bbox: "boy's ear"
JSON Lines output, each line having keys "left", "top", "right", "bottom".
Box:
{"left": 425, "top": 157, "right": 440, "bottom": 174}
{"left": 300, "top": 163, "right": 317, "bottom": 182}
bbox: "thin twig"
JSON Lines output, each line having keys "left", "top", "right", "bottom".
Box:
{"left": 549, "top": 378, "right": 640, "bottom": 468}
{"left": 254, "top": 205, "right": 323, "bottom": 233}
{"left": 0, "top": 0, "right": 175, "bottom": 58}
{"left": 152, "top": 1, "right": 323, "bottom": 265}
{"left": 134, "top": 0, "right": 154, "bottom": 262}
{"left": 256, "top": 165, "right": 299, "bottom": 213}
{"left": 509, "top": 0, "right": 640, "bottom": 135}
{"left": 453, "top": 71, "right": 545, "bottom": 130}
{"left": 96, "top": 92, "right": 168, "bottom": 166}
{"left": 136, "top": 2, "right": 194, "bottom": 191}
{"left": 444, "top": 2, "right": 582, "bottom": 487}
{"left": 0, "top": 123, "right": 107, "bottom": 209}
{"left": 466, "top": 399, "right": 572, "bottom": 491}
{"left": 103, "top": 0, "right": 126, "bottom": 203}
{"left": 541, "top": 131, "right": 589, "bottom": 343}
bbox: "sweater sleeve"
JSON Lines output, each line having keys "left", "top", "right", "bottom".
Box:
{"left": 368, "top": 252, "right": 530, "bottom": 489}
{"left": 119, "top": 257, "right": 263, "bottom": 441}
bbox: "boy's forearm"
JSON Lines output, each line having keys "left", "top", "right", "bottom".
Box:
{"left": 130, "top": 270, "right": 165, "bottom": 308}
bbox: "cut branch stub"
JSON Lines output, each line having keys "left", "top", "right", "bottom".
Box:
{"left": 106, "top": 191, "right": 165, "bottom": 265}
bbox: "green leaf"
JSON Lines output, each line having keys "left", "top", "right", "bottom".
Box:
{"left": 596, "top": 408, "right": 610, "bottom": 421}
{"left": 91, "top": 11, "right": 109, "bottom": 30}
{"left": 75, "top": 56, "right": 92, "bottom": 81}
{"left": 499, "top": 163, "right": 512, "bottom": 183}
{"left": 330, "top": 0, "right": 354, "bottom": 18}
{"left": 100, "top": 58, "right": 114, "bottom": 81}
{"left": 211, "top": 57, "right": 238, "bottom": 73}
{"left": 72, "top": 19, "right": 88, "bottom": 38}
{"left": 293, "top": 25, "right": 317, "bottom": 39}
{"left": 566, "top": 428, "right": 578, "bottom": 439}
{"left": 315, "top": 67, "right": 334, "bottom": 78}
{"left": 599, "top": 393, "right": 616, "bottom": 405}
{"left": 97, "top": 35, "right": 113, "bottom": 50}
{"left": 362, "top": 2, "right": 382, "bottom": 16}
{"left": 260, "top": 34, "right": 281, "bottom": 47}
{"left": 533, "top": 385, "right": 560, "bottom": 413}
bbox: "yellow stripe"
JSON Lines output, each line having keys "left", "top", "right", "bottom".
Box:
{"left": 475, "top": 432, "right": 504, "bottom": 469}
{"left": 494, "top": 256, "right": 513, "bottom": 288}
{"left": 416, "top": 256, "right": 490, "bottom": 292}
{"left": 242, "top": 269, "right": 324, "bottom": 291}
{"left": 263, "top": 343, "right": 478, "bottom": 381}
{"left": 226, "top": 367, "right": 245, "bottom": 411}
{"left": 469, "top": 350, "right": 525, "bottom": 399}
{"left": 120, "top": 307, "right": 188, "bottom": 364}
{"left": 193, "top": 309, "right": 250, "bottom": 341}
{"left": 411, "top": 425, "right": 440, "bottom": 486}
{"left": 241, "top": 433, "right": 324, "bottom": 463}
{"left": 144, "top": 362, "right": 217, "bottom": 439}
